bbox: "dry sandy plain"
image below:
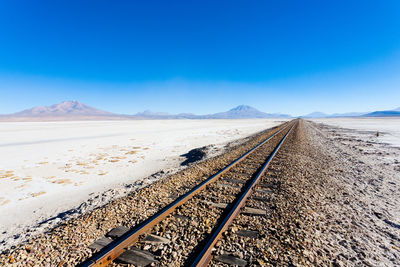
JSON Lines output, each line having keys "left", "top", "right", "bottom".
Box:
{"left": 0, "top": 117, "right": 399, "bottom": 265}
{"left": 1, "top": 117, "right": 399, "bottom": 255}
{"left": 0, "top": 119, "right": 288, "bottom": 249}
{"left": 311, "top": 117, "right": 400, "bottom": 147}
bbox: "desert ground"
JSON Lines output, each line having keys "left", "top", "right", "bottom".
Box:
{"left": 310, "top": 117, "right": 400, "bottom": 147}
{"left": 0, "top": 117, "right": 399, "bottom": 266}
{"left": 304, "top": 118, "right": 400, "bottom": 266}
{"left": 0, "top": 119, "right": 287, "bottom": 249}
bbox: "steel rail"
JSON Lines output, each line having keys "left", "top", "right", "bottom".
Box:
{"left": 79, "top": 121, "right": 293, "bottom": 267}
{"left": 190, "top": 122, "right": 296, "bottom": 267}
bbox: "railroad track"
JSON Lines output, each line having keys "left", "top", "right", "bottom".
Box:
{"left": 80, "top": 120, "right": 297, "bottom": 267}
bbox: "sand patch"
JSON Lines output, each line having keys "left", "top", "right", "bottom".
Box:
{"left": 1, "top": 200, "right": 10, "bottom": 206}
{"left": 111, "top": 156, "right": 126, "bottom": 160}
{"left": 51, "top": 179, "right": 72, "bottom": 185}
{"left": 0, "top": 172, "right": 14, "bottom": 179}
{"left": 31, "top": 191, "right": 46, "bottom": 197}
{"left": 0, "top": 173, "right": 14, "bottom": 179}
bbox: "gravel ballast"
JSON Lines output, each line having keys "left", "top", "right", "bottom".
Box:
{"left": 1, "top": 119, "right": 399, "bottom": 266}
{"left": 0, "top": 123, "right": 287, "bottom": 266}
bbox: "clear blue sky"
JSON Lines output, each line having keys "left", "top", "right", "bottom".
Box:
{"left": 0, "top": 0, "right": 399, "bottom": 116}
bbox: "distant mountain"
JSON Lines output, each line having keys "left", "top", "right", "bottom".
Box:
{"left": 12, "top": 100, "right": 114, "bottom": 117}
{"left": 134, "top": 110, "right": 171, "bottom": 117}
{"left": 132, "top": 105, "right": 289, "bottom": 119}
{"left": 302, "top": 112, "right": 329, "bottom": 118}
{"left": 203, "top": 105, "right": 290, "bottom": 119}
{"left": 362, "top": 106, "right": 400, "bottom": 117}
{"left": 303, "top": 106, "right": 400, "bottom": 118}
{"left": 132, "top": 111, "right": 197, "bottom": 119}
{"left": 363, "top": 110, "right": 400, "bottom": 117}
{"left": 330, "top": 112, "right": 367, "bottom": 117}
{"left": 132, "top": 113, "right": 182, "bottom": 119}
{"left": 0, "top": 102, "right": 289, "bottom": 121}
{"left": 0, "top": 100, "right": 128, "bottom": 121}
{"left": 303, "top": 111, "right": 371, "bottom": 118}
{"left": 3, "top": 101, "right": 400, "bottom": 121}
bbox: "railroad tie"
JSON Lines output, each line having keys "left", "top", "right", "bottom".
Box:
{"left": 201, "top": 200, "right": 228, "bottom": 209}
{"left": 254, "top": 188, "right": 273, "bottom": 194}
{"left": 214, "top": 254, "right": 247, "bottom": 266}
{"left": 201, "top": 200, "right": 267, "bottom": 216}
{"left": 222, "top": 177, "right": 246, "bottom": 184}
{"left": 250, "top": 196, "right": 270, "bottom": 202}
{"left": 88, "top": 237, "right": 113, "bottom": 252}
{"left": 116, "top": 247, "right": 158, "bottom": 266}
{"left": 106, "top": 225, "right": 130, "bottom": 238}
{"left": 236, "top": 229, "right": 259, "bottom": 238}
{"left": 257, "top": 182, "right": 274, "bottom": 188}
{"left": 218, "top": 183, "right": 241, "bottom": 189}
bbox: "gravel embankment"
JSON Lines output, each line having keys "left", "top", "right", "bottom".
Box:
{"left": 0, "top": 123, "right": 287, "bottom": 266}
{"left": 210, "top": 119, "right": 399, "bottom": 266}
{"left": 124, "top": 125, "right": 290, "bottom": 266}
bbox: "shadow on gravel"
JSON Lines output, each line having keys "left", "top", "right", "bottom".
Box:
{"left": 180, "top": 146, "right": 208, "bottom": 166}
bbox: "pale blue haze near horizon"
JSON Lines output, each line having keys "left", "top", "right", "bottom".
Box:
{"left": 0, "top": 0, "right": 400, "bottom": 116}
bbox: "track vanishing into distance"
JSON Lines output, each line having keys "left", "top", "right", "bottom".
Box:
{"left": 80, "top": 119, "right": 298, "bottom": 267}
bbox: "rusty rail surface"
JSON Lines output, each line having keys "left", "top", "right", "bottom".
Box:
{"left": 79, "top": 121, "right": 294, "bottom": 267}
{"left": 190, "top": 122, "right": 296, "bottom": 267}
